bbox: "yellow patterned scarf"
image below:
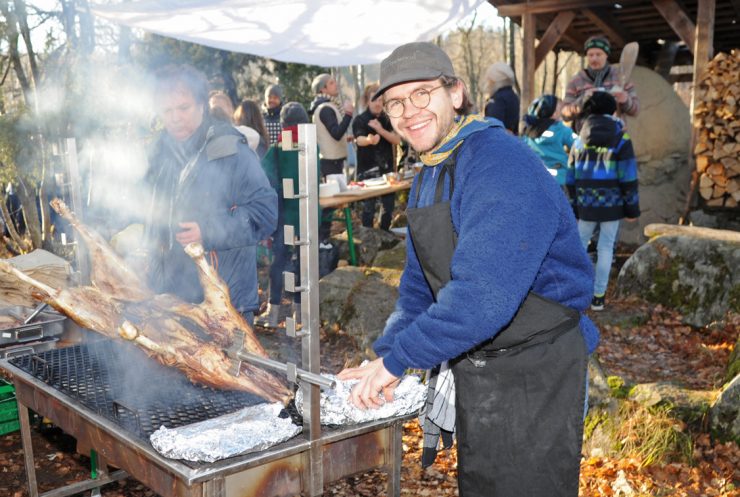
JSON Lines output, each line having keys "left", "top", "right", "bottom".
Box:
{"left": 419, "top": 113, "right": 497, "bottom": 166}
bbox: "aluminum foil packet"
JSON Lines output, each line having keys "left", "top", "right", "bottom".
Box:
{"left": 150, "top": 402, "right": 301, "bottom": 462}
{"left": 296, "top": 374, "right": 426, "bottom": 425}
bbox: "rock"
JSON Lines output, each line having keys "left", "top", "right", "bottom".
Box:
{"left": 727, "top": 335, "right": 740, "bottom": 384}
{"left": 587, "top": 356, "right": 617, "bottom": 412}
{"left": 332, "top": 226, "right": 400, "bottom": 266}
{"left": 318, "top": 264, "right": 403, "bottom": 354}
{"left": 319, "top": 266, "right": 366, "bottom": 326}
{"left": 372, "top": 243, "right": 407, "bottom": 272}
{"left": 711, "top": 374, "right": 740, "bottom": 443}
{"left": 617, "top": 230, "right": 740, "bottom": 326}
{"left": 341, "top": 272, "right": 400, "bottom": 355}
{"left": 629, "top": 382, "right": 716, "bottom": 425}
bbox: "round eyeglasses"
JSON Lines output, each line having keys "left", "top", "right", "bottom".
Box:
{"left": 383, "top": 85, "right": 446, "bottom": 118}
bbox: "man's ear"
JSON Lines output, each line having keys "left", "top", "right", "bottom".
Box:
{"left": 450, "top": 81, "right": 464, "bottom": 110}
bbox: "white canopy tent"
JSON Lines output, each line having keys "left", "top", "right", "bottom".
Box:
{"left": 91, "top": 0, "right": 487, "bottom": 66}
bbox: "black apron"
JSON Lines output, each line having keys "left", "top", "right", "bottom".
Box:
{"left": 406, "top": 157, "right": 587, "bottom": 497}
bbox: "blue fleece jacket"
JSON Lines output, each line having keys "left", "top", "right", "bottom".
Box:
{"left": 374, "top": 126, "right": 599, "bottom": 377}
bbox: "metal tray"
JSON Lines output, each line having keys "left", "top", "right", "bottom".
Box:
{"left": 0, "top": 306, "right": 66, "bottom": 346}
{"left": 0, "top": 337, "right": 60, "bottom": 359}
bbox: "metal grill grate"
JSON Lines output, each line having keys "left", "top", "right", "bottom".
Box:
{"left": 9, "top": 339, "right": 264, "bottom": 440}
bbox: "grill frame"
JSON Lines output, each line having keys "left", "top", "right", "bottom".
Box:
{"left": 2, "top": 347, "right": 408, "bottom": 496}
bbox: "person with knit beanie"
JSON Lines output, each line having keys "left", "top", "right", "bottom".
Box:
{"left": 262, "top": 84, "right": 284, "bottom": 145}
{"left": 521, "top": 94, "right": 577, "bottom": 187}
{"left": 338, "top": 41, "right": 598, "bottom": 497}
{"left": 566, "top": 90, "right": 640, "bottom": 311}
{"left": 561, "top": 35, "right": 639, "bottom": 132}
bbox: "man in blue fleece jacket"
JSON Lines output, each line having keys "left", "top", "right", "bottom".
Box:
{"left": 338, "top": 42, "right": 599, "bottom": 497}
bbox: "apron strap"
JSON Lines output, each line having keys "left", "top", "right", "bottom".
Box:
{"left": 413, "top": 153, "right": 459, "bottom": 208}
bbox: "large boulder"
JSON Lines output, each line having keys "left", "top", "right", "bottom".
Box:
{"left": 711, "top": 375, "right": 740, "bottom": 443}
{"left": 727, "top": 334, "right": 740, "bottom": 383}
{"left": 319, "top": 266, "right": 365, "bottom": 326}
{"left": 618, "top": 66, "right": 693, "bottom": 246}
{"left": 332, "top": 226, "right": 400, "bottom": 266}
{"left": 318, "top": 247, "right": 404, "bottom": 355}
{"left": 341, "top": 272, "right": 400, "bottom": 355}
{"left": 617, "top": 224, "right": 740, "bottom": 326}
{"left": 629, "top": 382, "right": 717, "bottom": 425}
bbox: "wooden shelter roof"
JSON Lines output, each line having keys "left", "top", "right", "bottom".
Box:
{"left": 488, "top": 0, "right": 739, "bottom": 66}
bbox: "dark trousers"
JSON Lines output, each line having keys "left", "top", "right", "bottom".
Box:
{"left": 362, "top": 193, "right": 395, "bottom": 231}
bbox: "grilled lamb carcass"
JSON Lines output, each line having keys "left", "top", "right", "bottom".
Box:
{"left": 4, "top": 200, "right": 293, "bottom": 404}
{"left": 0, "top": 260, "right": 291, "bottom": 403}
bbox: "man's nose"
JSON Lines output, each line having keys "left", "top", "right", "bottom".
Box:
{"left": 402, "top": 100, "right": 420, "bottom": 118}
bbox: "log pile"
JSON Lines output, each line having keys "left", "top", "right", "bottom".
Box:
{"left": 693, "top": 50, "right": 740, "bottom": 209}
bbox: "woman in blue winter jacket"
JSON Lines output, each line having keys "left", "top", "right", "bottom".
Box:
{"left": 521, "top": 94, "right": 577, "bottom": 187}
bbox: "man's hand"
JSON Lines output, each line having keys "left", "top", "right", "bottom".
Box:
{"left": 342, "top": 100, "right": 355, "bottom": 115}
{"left": 175, "top": 221, "right": 202, "bottom": 246}
{"left": 337, "top": 358, "right": 400, "bottom": 410}
{"left": 368, "top": 133, "right": 380, "bottom": 145}
{"left": 368, "top": 119, "right": 382, "bottom": 132}
{"left": 610, "top": 88, "right": 629, "bottom": 104}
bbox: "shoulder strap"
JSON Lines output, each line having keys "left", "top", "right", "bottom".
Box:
{"left": 413, "top": 151, "right": 459, "bottom": 208}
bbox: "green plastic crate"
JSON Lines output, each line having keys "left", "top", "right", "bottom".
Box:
{"left": 0, "top": 379, "right": 19, "bottom": 435}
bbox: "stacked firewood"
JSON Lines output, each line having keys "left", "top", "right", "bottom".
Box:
{"left": 693, "top": 50, "right": 740, "bottom": 209}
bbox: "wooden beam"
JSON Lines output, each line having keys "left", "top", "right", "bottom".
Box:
{"left": 496, "top": 0, "right": 617, "bottom": 17}
{"left": 683, "top": 0, "right": 716, "bottom": 224}
{"left": 581, "top": 8, "right": 630, "bottom": 47}
{"left": 534, "top": 11, "right": 575, "bottom": 68}
{"left": 652, "top": 0, "right": 697, "bottom": 53}
{"left": 690, "top": 0, "right": 715, "bottom": 117}
{"left": 520, "top": 12, "right": 536, "bottom": 134}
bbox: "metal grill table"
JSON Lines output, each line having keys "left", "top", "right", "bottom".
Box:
{"left": 1, "top": 338, "right": 407, "bottom": 497}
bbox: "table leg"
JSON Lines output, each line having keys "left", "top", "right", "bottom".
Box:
{"left": 344, "top": 206, "right": 357, "bottom": 266}
{"left": 18, "top": 400, "right": 39, "bottom": 497}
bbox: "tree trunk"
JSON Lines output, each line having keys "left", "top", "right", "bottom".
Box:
{"left": 13, "top": 0, "right": 40, "bottom": 90}
{"left": 0, "top": 0, "right": 33, "bottom": 106}
{"left": 551, "top": 51, "right": 559, "bottom": 95}
{"left": 15, "top": 177, "right": 42, "bottom": 249}
{"left": 77, "top": 0, "right": 96, "bottom": 55}
{"left": 0, "top": 192, "right": 31, "bottom": 254}
{"left": 118, "top": 26, "right": 132, "bottom": 64}
{"left": 60, "top": 0, "right": 79, "bottom": 49}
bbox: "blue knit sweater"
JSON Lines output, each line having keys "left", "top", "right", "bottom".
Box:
{"left": 374, "top": 126, "right": 600, "bottom": 377}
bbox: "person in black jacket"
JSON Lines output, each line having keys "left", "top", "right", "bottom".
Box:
{"left": 483, "top": 62, "right": 520, "bottom": 135}
{"left": 352, "top": 82, "right": 401, "bottom": 230}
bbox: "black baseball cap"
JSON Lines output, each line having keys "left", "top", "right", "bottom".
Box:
{"left": 372, "top": 42, "right": 455, "bottom": 101}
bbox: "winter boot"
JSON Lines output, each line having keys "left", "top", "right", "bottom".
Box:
{"left": 255, "top": 303, "right": 280, "bottom": 328}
